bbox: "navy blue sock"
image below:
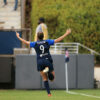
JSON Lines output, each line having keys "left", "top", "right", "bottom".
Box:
{"left": 44, "top": 81, "right": 51, "bottom": 94}
{"left": 48, "top": 72, "right": 54, "bottom": 81}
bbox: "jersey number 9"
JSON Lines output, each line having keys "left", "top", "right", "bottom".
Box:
{"left": 40, "top": 45, "right": 44, "bottom": 53}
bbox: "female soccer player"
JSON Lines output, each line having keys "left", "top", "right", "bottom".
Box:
{"left": 16, "top": 29, "right": 71, "bottom": 97}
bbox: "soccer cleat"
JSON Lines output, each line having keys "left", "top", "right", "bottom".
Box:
{"left": 48, "top": 94, "right": 52, "bottom": 97}
{"left": 43, "top": 67, "right": 49, "bottom": 73}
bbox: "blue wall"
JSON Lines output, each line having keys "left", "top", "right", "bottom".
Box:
{"left": 0, "top": 31, "right": 21, "bottom": 54}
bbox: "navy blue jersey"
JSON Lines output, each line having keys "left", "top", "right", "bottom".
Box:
{"left": 30, "top": 39, "right": 54, "bottom": 61}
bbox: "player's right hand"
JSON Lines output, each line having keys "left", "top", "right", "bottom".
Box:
{"left": 16, "top": 32, "right": 20, "bottom": 38}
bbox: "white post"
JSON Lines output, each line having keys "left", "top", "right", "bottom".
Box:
{"left": 54, "top": 44, "right": 57, "bottom": 54}
{"left": 65, "top": 63, "right": 69, "bottom": 92}
{"left": 77, "top": 43, "right": 79, "bottom": 54}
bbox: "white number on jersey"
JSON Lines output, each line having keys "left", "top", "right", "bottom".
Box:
{"left": 40, "top": 45, "right": 44, "bottom": 53}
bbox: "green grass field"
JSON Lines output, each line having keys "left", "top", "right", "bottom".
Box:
{"left": 0, "top": 89, "right": 100, "bottom": 100}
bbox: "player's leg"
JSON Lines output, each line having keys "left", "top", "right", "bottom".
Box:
{"left": 46, "top": 60, "right": 55, "bottom": 81}
{"left": 43, "top": 66, "right": 55, "bottom": 81}
{"left": 51, "top": 71, "right": 55, "bottom": 76}
{"left": 48, "top": 71, "right": 55, "bottom": 81}
{"left": 40, "top": 71, "right": 51, "bottom": 96}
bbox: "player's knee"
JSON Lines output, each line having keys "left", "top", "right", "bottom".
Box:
{"left": 42, "top": 78, "right": 48, "bottom": 81}
{"left": 41, "top": 75, "right": 48, "bottom": 81}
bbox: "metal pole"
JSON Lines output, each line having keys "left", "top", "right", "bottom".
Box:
{"left": 65, "top": 63, "right": 69, "bottom": 92}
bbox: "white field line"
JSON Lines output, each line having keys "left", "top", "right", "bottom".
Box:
{"left": 66, "top": 91, "right": 100, "bottom": 99}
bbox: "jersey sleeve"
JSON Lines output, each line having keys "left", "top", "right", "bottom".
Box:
{"left": 30, "top": 42, "right": 36, "bottom": 48}
{"left": 46, "top": 39, "right": 55, "bottom": 45}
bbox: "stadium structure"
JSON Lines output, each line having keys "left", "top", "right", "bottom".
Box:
{"left": 0, "top": 0, "right": 100, "bottom": 91}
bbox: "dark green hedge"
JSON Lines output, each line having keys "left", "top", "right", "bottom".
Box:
{"left": 31, "top": 0, "right": 100, "bottom": 53}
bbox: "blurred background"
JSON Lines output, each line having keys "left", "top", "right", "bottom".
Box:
{"left": 0, "top": 0, "right": 100, "bottom": 89}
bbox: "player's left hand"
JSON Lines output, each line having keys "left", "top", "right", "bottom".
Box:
{"left": 66, "top": 29, "right": 71, "bottom": 35}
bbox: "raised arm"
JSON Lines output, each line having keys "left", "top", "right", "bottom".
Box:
{"left": 16, "top": 32, "right": 30, "bottom": 45}
{"left": 54, "top": 29, "right": 71, "bottom": 43}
